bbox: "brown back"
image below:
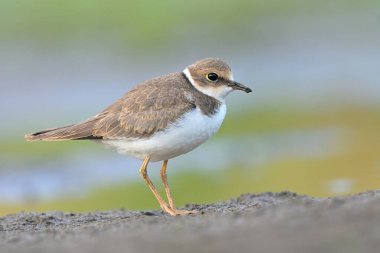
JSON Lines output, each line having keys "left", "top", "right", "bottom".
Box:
{"left": 25, "top": 72, "right": 221, "bottom": 141}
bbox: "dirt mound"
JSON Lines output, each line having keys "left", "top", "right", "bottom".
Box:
{"left": 2, "top": 191, "right": 380, "bottom": 253}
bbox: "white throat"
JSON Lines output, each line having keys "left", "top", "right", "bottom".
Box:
{"left": 183, "top": 68, "right": 232, "bottom": 102}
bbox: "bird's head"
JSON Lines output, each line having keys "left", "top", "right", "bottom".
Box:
{"left": 183, "top": 58, "right": 252, "bottom": 101}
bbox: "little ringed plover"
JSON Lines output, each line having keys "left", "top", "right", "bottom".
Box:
{"left": 25, "top": 58, "right": 252, "bottom": 216}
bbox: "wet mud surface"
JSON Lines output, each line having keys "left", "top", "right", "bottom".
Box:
{"left": 1, "top": 191, "right": 380, "bottom": 253}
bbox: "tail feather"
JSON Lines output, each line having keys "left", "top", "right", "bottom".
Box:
{"left": 25, "top": 119, "right": 102, "bottom": 141}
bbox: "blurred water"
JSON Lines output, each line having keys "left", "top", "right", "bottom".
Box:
{"left": 1, "top": 8, "right": 380, "bottom": 134}
{"left": 0, "top": 127, "right": 341, "bottom": 203}
{"left": 327, "top": 178, "right": 354, "bottom": 195}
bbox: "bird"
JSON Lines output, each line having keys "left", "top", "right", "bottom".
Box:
{"left": 25, "top": 58, "right": 252, "bottom": 216}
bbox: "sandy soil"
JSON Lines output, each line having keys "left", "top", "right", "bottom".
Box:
{"left": 1, "top": 190, "right": 380, "bottom": 253}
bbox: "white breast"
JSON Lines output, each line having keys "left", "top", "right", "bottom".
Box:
{"left": 102, "top": 103, "right": 227, "bottom": 162}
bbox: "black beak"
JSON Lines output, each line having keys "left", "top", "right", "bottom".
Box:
{"left": 229, "top": 81, "right": 252, "bottom": 93}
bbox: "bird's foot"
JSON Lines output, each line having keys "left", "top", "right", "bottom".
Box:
{"left": 171, "top": 208, "right": 198, "bottom": 215}
{"left": 160, "top": 203, "right": 178, "bottom": 216}
{"left": 160, "top": 203, "right": 198, "bottom": 216}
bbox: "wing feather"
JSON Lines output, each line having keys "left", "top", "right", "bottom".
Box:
{"left": 25, "top": 72, "right": 197, "bottom": 141}
{"left": 93, "top": 83, "right": 195, "bottom": 139}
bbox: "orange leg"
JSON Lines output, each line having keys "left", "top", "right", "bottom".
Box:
{"left": 160, "top": 159, "right": 198, "bottom": 215}
{"left": 139, "top": 156, "right": 176, "bottom": 216}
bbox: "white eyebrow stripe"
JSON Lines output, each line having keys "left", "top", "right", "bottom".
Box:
{"left": 183, "top": 68, "right": 196, "bottom": 87}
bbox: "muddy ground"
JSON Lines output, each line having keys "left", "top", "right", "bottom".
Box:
{"left": 1, "top": 190, "right": 380, "bottom": 253}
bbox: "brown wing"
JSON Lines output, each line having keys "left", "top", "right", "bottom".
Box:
{"left": 93, "top": 74, "right": 196, "bottom": 139}
{"left": 25, "top": 72, "right": 196, "bottom": 141}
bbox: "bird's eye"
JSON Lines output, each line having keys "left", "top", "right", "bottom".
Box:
{"left": 207, "top": 73, "right": 218, "bottom": 82}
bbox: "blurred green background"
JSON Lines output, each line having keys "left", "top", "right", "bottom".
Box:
{"left": 1, "top": 0, "right": 380, "bottom": 215}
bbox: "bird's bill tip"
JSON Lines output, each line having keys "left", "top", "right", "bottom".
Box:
{"left": 230, "top": 81, "right": 252, "bottom": 93}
